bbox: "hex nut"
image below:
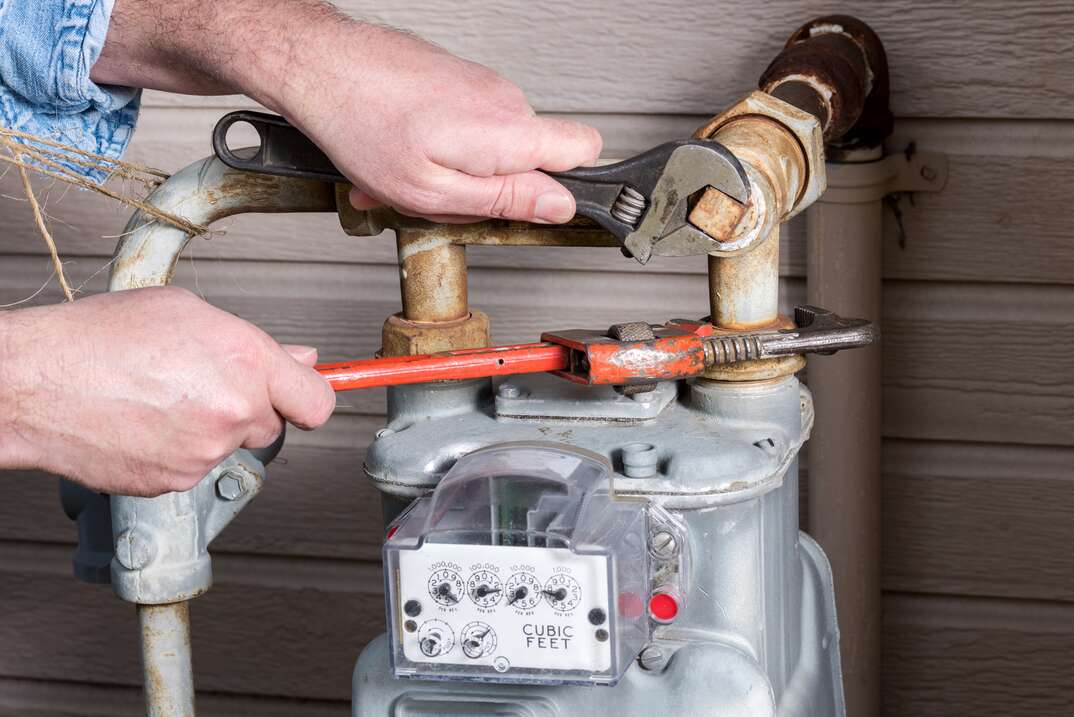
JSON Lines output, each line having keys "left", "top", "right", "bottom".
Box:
{"left": 215, "top": 471, "right": 247, "bottom": 501}
{"left": 381, "top": 310, "right": 490, "bottom": 357}
{"left": 695, "top": 90, "right": 826, "bottom": 219}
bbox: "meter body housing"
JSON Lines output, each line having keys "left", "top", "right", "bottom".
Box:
{"left": 354, "top": 375, "right": 844, "bottom": 715}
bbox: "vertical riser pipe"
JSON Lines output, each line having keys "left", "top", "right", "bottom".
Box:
{"left": 140, "top": 602, "right": 196, "bottom": 717}
{"left": 805, "top": 162, "right": 883, "bottom": 717}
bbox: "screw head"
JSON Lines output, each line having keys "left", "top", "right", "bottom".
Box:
{"left": 215, "top": 471, "right": 246, "bottom": 501}
{"left": 588, "top": 608, "right": 607, "bottom": 625}
{"left": 650, "top": 530, "right": 679, "bottom": 560}
{"left": 404, "top": 599, "right": 422, "bottom": 617}
{"left": 638, "top": 644, "right": 667, "bottom": 671}
{"left": 497, "top": 383, "right": 521, "bottom": 399}
{"left": 920, "top": 165, "right": 938, "bottom": 181}
{"left": 114, "top": 528, "right": 155, "bottom": 570}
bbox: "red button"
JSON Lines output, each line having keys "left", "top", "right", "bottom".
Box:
{"left": 648, "top": 591, "right": 679, "bottom": 623}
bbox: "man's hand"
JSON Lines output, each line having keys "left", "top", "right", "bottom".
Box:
{"left": 286, "top": 28, "right": 603, "bottom": 224}
{"left": 0, "top": 288, "right": 335, "bottom": 496}
{"left": 90, "top": 0, "right": 603, "bottom": 224}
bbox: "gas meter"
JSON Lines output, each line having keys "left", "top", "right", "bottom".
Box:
{"left": 63, "top": 13, "right": 909, "bottom": 717}
{"left": 383, "top": 443, "right": 685, "bottom": 685}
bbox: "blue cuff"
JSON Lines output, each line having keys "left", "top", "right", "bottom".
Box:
{"left": 0, "top": 0, "right": 141, "bottom": 181}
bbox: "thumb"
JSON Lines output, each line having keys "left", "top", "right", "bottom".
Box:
{"left": 282, "top": 344, "right": 318, "bottom": 367}
{"left": 450, "top": 170, "right": 576, "bottom": 224}
{"left": 267, "top": 346, "right": 335, "bottom": 430}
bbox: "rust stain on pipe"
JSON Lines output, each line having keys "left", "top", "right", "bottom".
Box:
{"left": 761, "top": 15, "right": 893, "bottom": 148}
{"left": 397, "top": 230, "right": 468, "bottom": 324}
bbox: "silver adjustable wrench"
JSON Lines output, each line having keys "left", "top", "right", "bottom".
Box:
{"left": 211, "top": 111, "right": 751, "bottom": 264}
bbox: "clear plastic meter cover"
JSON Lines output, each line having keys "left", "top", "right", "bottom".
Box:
{"left": 384, "top": 442, "right": 650, "bottom": 686}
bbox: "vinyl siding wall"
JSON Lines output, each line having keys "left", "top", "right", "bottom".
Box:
{"left": 1, "top": 2, "right": 1072, "bottom": 714}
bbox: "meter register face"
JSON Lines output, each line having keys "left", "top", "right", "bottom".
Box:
{"left": 383, "top": 443, "right": 650, "bottom": 686}
{"left": 397, "top": 543, "right": 611, "bottom": 673}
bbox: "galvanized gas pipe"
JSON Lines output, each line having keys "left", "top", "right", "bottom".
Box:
{"left": 805, "top": 147, "right": 885, "bottom": 715}
{"left": 695, "top": 16, "right": 895, "bottom": 715}
{"left": 139, "top": 602, "right": 195, "bottom": 717}
{"left": 108, "top": 156, "right": 334, "bottom": 716}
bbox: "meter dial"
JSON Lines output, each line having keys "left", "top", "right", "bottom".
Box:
{"left": 427, "top": 568, "right": 464, "bottom": 606}
{"left": 504, "top": 572, "right": 542, "bottom": 610}
{"left": 467, "top": 570, "right": 503, "bottom": 608}
{"left": 460, "top": 621, "right": 498, "bottom": 659}
{"left": 543, "top": 574, "right": 583, "bottom": 612}
{"left": 417, "top": 619, "right": 455, "bottom": 658}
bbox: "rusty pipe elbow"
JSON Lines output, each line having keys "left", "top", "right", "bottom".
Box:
{"left": 109, "top": 155, "right": 335, "bottom": 291}
{"left": 759, "top": 15, "right": 893, "bottom": 149}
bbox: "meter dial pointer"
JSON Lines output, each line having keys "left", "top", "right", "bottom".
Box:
{"left": 507, "top": 587, "right": 528, "bottom": 606}
{"left": 542, "top": 587, "right": 568, "bottom": 602}
{"left": 436, "top": 583, "right": 459, "bottom": 604}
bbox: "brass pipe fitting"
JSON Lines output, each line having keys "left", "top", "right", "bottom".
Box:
{"left": 381, "top": 228, "right": 491, "bottom": 357}
{"left": 397, "top": 230, "right": 469, "bottom": 323}
{"left": 693, "top": 93, "right": 823, "bottom": 379}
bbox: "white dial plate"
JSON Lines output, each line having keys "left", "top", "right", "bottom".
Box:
{"left": 396, "top": 543, "right": 611, "bottom": 673}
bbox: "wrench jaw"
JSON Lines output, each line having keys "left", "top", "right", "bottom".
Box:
{"left": 622, "top": 142, "right": 751, "bottom": 264}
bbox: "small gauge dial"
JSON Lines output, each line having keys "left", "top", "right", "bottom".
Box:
{"left": 427, "top": 568, "right": 464, "bottom": 606}
{"left": 467, "top": 570, "right": 503, "bottom": 608}
{"left": 543, "top": 574, "right": 582, "bottom": 612}
{"left": 504, "top": 572, "right": 542, "bottom": 610}
{"left": 417, "top": 619, "right": 454, "bottom": 657}
{"left": 460, "top": 621, "right": 498, "bottom": 659}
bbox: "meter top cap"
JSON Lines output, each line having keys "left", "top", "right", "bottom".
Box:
{"left": 386, "top": 442, "right": 641, "bottom": 552}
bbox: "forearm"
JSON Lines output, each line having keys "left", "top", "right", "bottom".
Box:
{"left": 91, "top": 0, "right": 601, "bottom": 224}
{"left": 0, "top": 307, "right": 49, "bottom": 471}
{"left": 91, "top": 0, "right": 351, "bottom": 104}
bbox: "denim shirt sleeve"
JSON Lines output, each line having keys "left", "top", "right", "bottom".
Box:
{"left": 0, "top": 0, "right": 140, "bottom": 182}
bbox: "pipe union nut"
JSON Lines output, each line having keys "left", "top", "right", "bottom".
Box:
{"left": 697, "top": 91, "right": 826, "bottom": 219}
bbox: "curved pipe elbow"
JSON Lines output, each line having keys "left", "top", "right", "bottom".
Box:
{"left": 759, "top": 15, "right": 893, "bottom": 149}
{"left": 109, "top": 155, "right": 335, "bottom": 291}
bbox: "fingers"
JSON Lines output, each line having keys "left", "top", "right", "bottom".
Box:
{"left": 386, "top": 117, "right": 601, "bottom": 223}
{"left": 445, "top": 170, "right": 577, "bottom": 223}
{"left": 528, "top": 116, "right": 603, "bottom": 172}
{"left": 264, "top": 345, "right": 336, "bottom": 431}
{"left": 427, "top": 116, "right": 602, "bottom": 177}
{"left": 393, "top": 169, "right": 575, "bottom": 223}
{"left": 282, "top": 344, "right": 318, "bottom": 366}
{"left": 348, "top": 188, "right": 383, "bottom": 211}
